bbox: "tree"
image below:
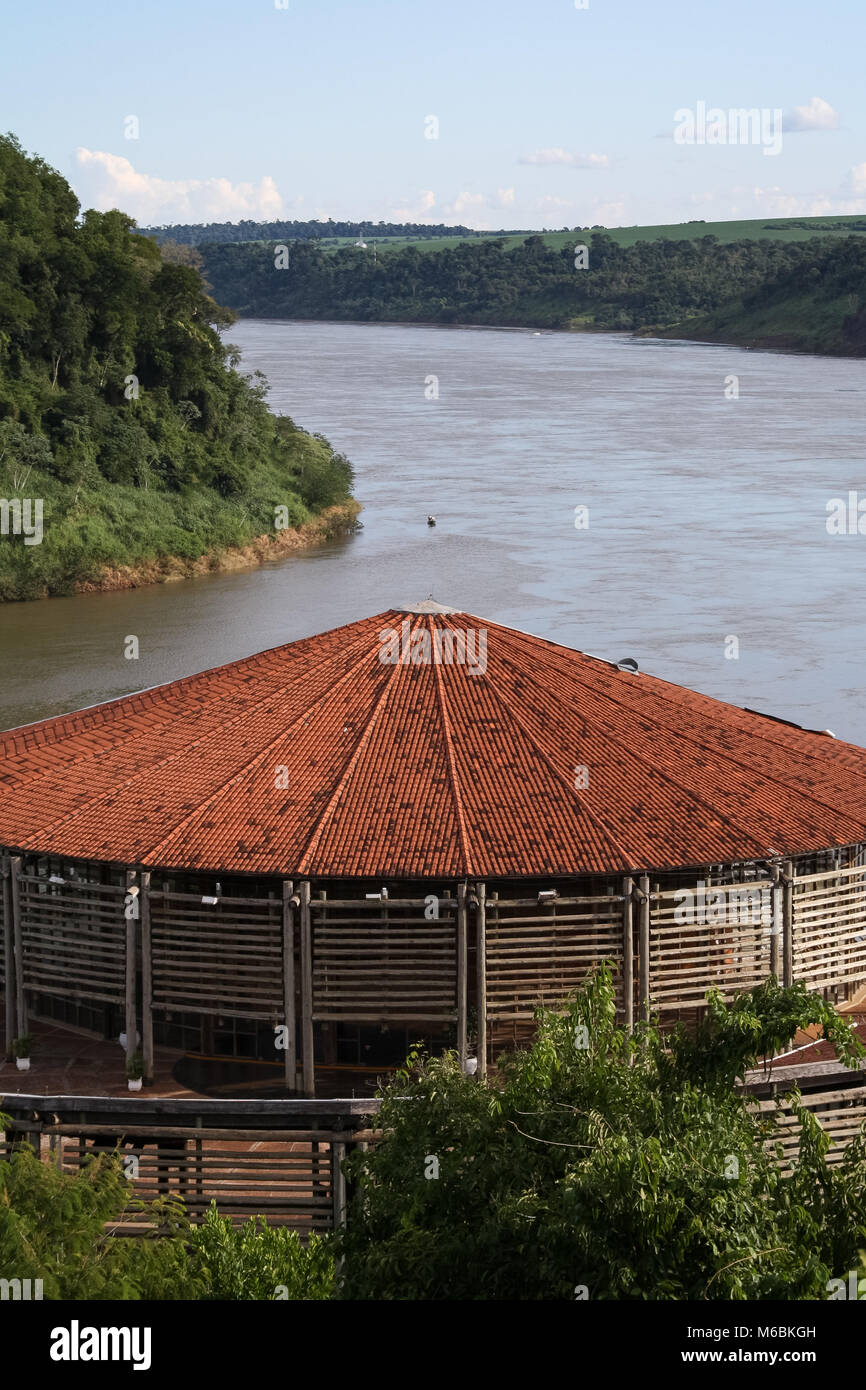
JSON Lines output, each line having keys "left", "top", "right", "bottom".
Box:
{"left": 338, "top": 971, "right": 866, "bottom": 1300}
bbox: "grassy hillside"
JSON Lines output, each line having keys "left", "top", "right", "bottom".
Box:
{"left": 0, "top": 136, "right": 355, "bottom": 602}
{"left": 362, "top": 215, "right": 866, "bottom": 256}
{"left": 663, "top": 238, "right": 866, "bottom": 355}
{"left": 147, "top": 214, "right": 866, "bottom": 258}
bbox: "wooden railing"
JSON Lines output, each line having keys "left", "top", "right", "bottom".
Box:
{"left": 0, "top": 1095, "right": 380, "bottom": 1232}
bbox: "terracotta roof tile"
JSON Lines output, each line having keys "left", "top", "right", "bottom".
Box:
{"left": 1, "top": 608, "right": 865, "bottom": 878}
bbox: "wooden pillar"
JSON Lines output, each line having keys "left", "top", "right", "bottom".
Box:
{"left": 770, "top": 866, "right": 782, "bottom": 981}
{"left": 622, "top": 877, "right": 634, "bottom": 1032}
{"left": 2, "top": 856, "right": 16, "bottom": 1059}
{"left": 140, "top": 871, "right": 154, "bottom": 1083}
{"left": 281, "top": 880, "right": 297, "bottom": 1092}
{"left": 124, "top": 869, "right": 138, "bottom": 1070}
{"left": 10, "top": 856, "right": 25, "bottom": 1042}
{"left": 318, "top": 890, "right": 337, "bottom": 1066}
{"left": 639, "top": 874, "right": 650, "bottom": 1022}
{"left": 299, "top": 881, "right": 315, "bottom": 1096}
{"left": 783, "top": 859, "right": 794, "bottom": 987}
{"left": 331, "top": 1139, "right": 347, "bottom": 1230}
{"left": 476, "top": 882, "right": 487, "bottom": 1077}
{"left": 456, "top": 882, "right": 468, "bottom": 1068}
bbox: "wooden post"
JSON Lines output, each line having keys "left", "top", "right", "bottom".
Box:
{"left": 456, "top": 882, "right": 468, "bottom": 1069}
{"left": 281, "top": 880, "right": 297, "bottom": 1092}
{"left": 770, "top": 866, "right": 782, "bottom": 981}
{"left": 124, "top": 869, "right": 138, "bottom": 1071}
{"left": 331, "top": 1139, "right": 347, "bottom": 1230}
{"left": 783, "top": 859, "right": 794, "bottom": 987}
{"left": 140, "top": 871, "right": 154, "bottom": 1084}
{"left": 476, "top": 882, "right": 487, "bottom": 1077}
{"left": 622, "top": 878, "right": 634, "bottom": 1032}
{"left": 300, "top": 882, "right": 314, "bottom": 1096}
{"left": 10, "top": 856, "right": 25, "bottom": 1043}
{"left": 2, "top": 856, "right": 16, "bottom": 1059}
{"left": 639, "top": 874, "right": 650, "bottom": 1022}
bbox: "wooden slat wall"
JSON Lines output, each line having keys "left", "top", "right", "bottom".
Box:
{"left": 149, "top": 890, "right": 286, "bottom": 1020}
{"left": 56, "top": 1130, "right": 334, "bottom": 1230}
{"left": 648, "top": 880, "right": 775, "bottom": 1012}
{"left": 791, "top": 861, "right": 866, "bottom": 992}
{"left": 310, "top": 894, "right": 458, "bottom": 1023}
{"left": 485, "top": 891, "right": 625, "bottom": 1048}
{"left": 18, "top": 874, "right": 127, "bottom": 1005}
{"left": 751, "top": 1084, "right": 866, "bottom": 1169}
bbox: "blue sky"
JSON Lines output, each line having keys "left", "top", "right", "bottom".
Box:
{"left": 4, "top": 0, "right": 865, "bottom": 229}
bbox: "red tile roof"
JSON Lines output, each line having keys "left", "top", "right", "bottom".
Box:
{"left": 2, "top": 606, "right": 866, "bottom": 879}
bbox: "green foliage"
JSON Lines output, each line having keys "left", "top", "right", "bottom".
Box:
{"left": 337, "top": 970, "right": 866, "bottom": 1300}
{"left": 126, "top": 1051, "right": 145, "bottom": 1080}
{"left": 0, "top": 1130, "right": 333, "bottom": 1300}
{"left": 199, "top": 227, "right": 866, "bottom": 350}
{"left": 0, "top": 1138, "right": 199, "bottom": 1299}
{"left": 0, "top": 133, "right": 354, "bottom": 601}
{"left": 188, "top": 1203, "right": 334, "bottom": 1300}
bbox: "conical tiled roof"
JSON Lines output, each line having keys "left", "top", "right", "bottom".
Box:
{"left": 2, "top": 607, "right": 866, "bottom": 878}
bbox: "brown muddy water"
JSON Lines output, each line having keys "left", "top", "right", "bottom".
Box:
{"left": 1, "top": 321, "right": 864, "bottom": 741}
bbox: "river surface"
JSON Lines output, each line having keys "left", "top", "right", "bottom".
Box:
{"left": 1, "top": 321, "right": 865, "bottom": 742}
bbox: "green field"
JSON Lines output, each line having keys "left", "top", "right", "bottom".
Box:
{"left": 310, "top": 215, "right": 866, "bottom": 256}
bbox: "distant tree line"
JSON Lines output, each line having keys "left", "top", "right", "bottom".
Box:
{"left": 142, "top": 218, "right": 494, "bottom": 246}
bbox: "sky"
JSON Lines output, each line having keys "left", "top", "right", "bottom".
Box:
{"left": 3, "top": 0, "right": 866, "bottom": 231}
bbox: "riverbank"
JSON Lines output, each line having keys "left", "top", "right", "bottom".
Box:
{"left": 70, "top": 500, "right": 361, "bottom": 595}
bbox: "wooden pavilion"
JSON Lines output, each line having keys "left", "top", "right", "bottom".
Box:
{"left": 2, "top": 600, "right": 866, "bottom": 1093}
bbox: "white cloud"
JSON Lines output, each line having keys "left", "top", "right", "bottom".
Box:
{"left": 783, "top": 97, "right": 840, "bottom": 132}
{"left": 73, "top": 148, "right": 288, "bottom": 224}
{"left": 591, "top": 199, "right": 627, "bottom": 225}
{"left": 388, "top": 188, "right": 519, "bottom": 229}
{"left": 848, "top": 163, "right": 866, "bottom": 196}
{"left": 388, "top": 189, "right": 437, "bottom": 221}
{"left": 519, "top": 148, "right": 609, "bottom": 169}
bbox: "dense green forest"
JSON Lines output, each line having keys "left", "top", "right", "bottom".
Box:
{"left": 197, "top": 230, "right": 866, "bottom": 353}
{"left": 0, "top": 135, "right": 355, "bottom": 602}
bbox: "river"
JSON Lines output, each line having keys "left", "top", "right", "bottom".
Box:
{"left": 1, "top": 321, "right": 864, "bottom": 742}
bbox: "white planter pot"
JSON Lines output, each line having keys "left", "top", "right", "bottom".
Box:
{"left": 128, "top": 1077, "right": 143, "bottom": 1091}
{"left": 16, "top": 1057, "right": 31, "bottom": 1071}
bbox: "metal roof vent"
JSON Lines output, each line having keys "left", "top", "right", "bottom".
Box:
{"left": 615, "top": 657, "right": 639, "bottom": 674}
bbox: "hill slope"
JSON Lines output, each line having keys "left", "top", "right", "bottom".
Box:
{"left": 662, "top": 237, "right": 866, "bottom": 354}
